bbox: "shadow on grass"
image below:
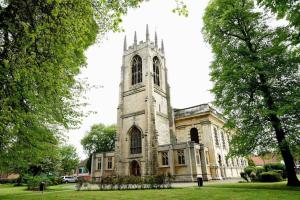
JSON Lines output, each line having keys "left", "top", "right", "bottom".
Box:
{"left": 205, "top": 182, "right": 300, "bottom": 191}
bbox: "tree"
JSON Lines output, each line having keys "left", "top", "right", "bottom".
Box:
{"left": 257, "top": 0, "right": 300, "bottom": 31}
{"left": 59, "top": 145, "right": 80, "bottom": 175}
{"left": 0, "top": 0, "right": 142, "bottom": 174}
{"left": 81, "top": 124, "right": 116, "bottom": 155}
{"left": 203, "top": 0, "right": 299, "bottom": 186}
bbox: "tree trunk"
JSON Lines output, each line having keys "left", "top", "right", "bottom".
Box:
{"left": 269, "top": 114, "right": 300, "bottom": 186}
{"left": 259, "top": 74, "right": 300, "bottom": 186}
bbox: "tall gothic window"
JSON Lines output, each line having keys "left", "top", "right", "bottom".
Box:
{"left": 221, "top": 131, "right": 226, "bottom": 149}
{"left": 132, "top": 55, "right": 142, "bottom": 85}
{"left": 130, "top": 127, "right": 142, "bottom": 154}
{"left": 153, "top": 56, "right": 160, "bottom": 86}
{"left": 214, "top": 127, "right": 219, "bottom": 146}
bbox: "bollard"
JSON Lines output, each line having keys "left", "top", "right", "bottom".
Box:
{"left": 197, "top": 177, "right": 203, "bottom": 187}
{"left": 40, "top": 181, "right": 45, "bottom": 193}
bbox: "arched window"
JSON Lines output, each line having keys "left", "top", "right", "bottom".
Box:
{"left": 214, "top": 128, "right": 219, "bottom": 146}
{"left": 190, "top": 128, "right": 199, "bottom": 144}
{"left": 130, "top": 127, "right": 142, "bottom": 154}
{"left": 132, "top": 55, "right": 142, "bottom": 85}
{"left": 153, "top": 57, "right": 160, "bottom": 86}
{"left": 221, "top": 131, "right": 226, "bottom": 148}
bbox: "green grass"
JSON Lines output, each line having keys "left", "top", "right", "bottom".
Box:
{"left": 0, "top": 182, "right": 299, "bottom": 200}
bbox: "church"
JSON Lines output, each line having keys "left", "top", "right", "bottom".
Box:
{"left": 90, "top": 26, "right": 247, "bottom": 182}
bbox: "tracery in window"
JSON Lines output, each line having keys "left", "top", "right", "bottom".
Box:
{"left": 177, "top": 150, "right": 185, "bottom": 165}
{"left": 153, "top": 56, "right": 160, "bottom": 86}
{"left": 214, "top": 128, "right": 219, "bottom": 146}
{"left": 162, "top": 152, "right": 169, "bottom": 166}
{"left": 132, "top": 55, "right": 142, "bottom": 85}
{"left": 130, "top": 127, "right": 142, "bottom": 154}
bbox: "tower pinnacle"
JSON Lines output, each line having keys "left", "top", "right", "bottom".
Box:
{"left": 123, "top": 35, "right": 127, "bottom": 51}
{"left": 155, "top": 31, "right": 158, "bottom": 47}
{"left": 161, "top": 40, "right": 164, "bottom": 53}
{"left": 146, "top": 24, "right": 150, "bottom": 42}
{"left": 134, "top": 31, "right": 137, "bottom": 45}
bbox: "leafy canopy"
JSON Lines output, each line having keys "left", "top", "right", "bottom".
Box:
{"left": 203, "top": 0, "right": 299, "bottom": 156}
{"left": 59, "top": 145, "right": 80, "bottom": 175}
{"left": 0, "top": 0, "right": 143, "bottom": 173}
{"left": 81, "top": 124, "right": 116, "bottom": 155}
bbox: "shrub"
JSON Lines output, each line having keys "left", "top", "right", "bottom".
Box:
{"left": 27, "top": 176, "right": 52, "bottom": 190}
{"left": 259, "top": 171, "right": 283, "bottom": 182}
{"left": 263, "top": 163, "right": 286, "bottom": 179}
{"left": 264, "top": 163, "right": 285, "bottom": 172}
{"left": 244, "top": 166, "right": 256, "bottom": 177}
{"left": 0, "top": 179, "right": 18, "bottom": 184}
{"left": 255, "top": 166, "right": 265, "bottom": 175}
{"left": 240, "top": 172, "right": 249, "bottom": 182}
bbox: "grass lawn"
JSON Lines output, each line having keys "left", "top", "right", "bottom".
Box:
{"left": 0, "top": 182, "right": 299, "bottom": 200}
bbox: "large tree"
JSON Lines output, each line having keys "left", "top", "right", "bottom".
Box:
{"left": 59, "top": 145, "right": 80, "bottom": 175}
{"left": 81, "top": 124, "right": 116, "bottom": 155}
{"left": 0, "top": 0, "right": 142, "bottom": 173}
{"left": 203, "top": 0, "right": 299, "bottom": 186}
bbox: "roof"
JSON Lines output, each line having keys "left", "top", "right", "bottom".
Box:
{"left": 173, "top": 103, "right": 225, "bottom": 121}
{"left": 251, "top": 156, "right": 280, "bottom": 166}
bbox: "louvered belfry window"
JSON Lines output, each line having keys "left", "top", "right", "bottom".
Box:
{"left": 153, "top": 57, "right": 160, "bottom": 86}
{"left": 132, "top": 55, "right": 142, "bottom": 85}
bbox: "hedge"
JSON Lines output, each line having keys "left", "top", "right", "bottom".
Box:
{"left": 259, "top": 171, "right": 283, "bottom": 182}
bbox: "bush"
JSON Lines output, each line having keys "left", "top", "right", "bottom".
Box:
{"left": 263, "top": 163, "right": 286, "bottom": 179}
{"left": 259, "top": 171, "right": 283, "bottom": 182}
{"left": 240, "top": 172, "right": 249, "bottom": 182}
{"left": 78, "top": 174, "right": 174, "bottom": 191}
{"left": 264, "top": 163, "right": 285, "bottom": 171}
{"left": 0, "top": 179, "right": 18, "bottom": 184}
{"left": 27, "top": 176, "right": 52, "bottom": 190}
{"left": 244, "top": 166, "right": 256, "bottom": 177}
{"left": 255, "top": 166, "right": 265, "bottom": 175}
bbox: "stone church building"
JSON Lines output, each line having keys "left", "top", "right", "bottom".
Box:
{"left": 91, "top": 26, "right": 247, "bottom": 182}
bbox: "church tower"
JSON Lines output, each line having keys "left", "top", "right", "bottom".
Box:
{"left": 115, "top": 25, "right": 175, "bottom": 176}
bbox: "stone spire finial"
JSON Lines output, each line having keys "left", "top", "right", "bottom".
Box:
{"left": 134, "top": 31, "right": 137, "bottom": 45}
{"left": 146, "top": 24, "right": 150, "bottom": 42}
{"left": 161, "top": 40, "right": 164, "bottom": 53}
{"left": 123, "top": 35, "right": 127, "bottom": 51}
{"left": 155, "top": 31, "right": 158, "bottom": 47}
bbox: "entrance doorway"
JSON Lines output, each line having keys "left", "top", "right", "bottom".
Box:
{"left": 130, "top": 160, "right": 141, "bottom": 176}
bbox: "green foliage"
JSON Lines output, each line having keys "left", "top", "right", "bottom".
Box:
{"left": 59, "top": 145, "right": 80, "bottom": 175}
{"left": 26, "top": 176, "right": 52, "bottom": 190}
{"left": 78, "top": 174, "right": 174, "bottom": 191}
{"left": 203, "top": 0, "right": 300, "bottom": 186}
{"left": 257, "top": 0, "right": 300, "bottom": 32}
{"left": 247, "top": 158, "right": 256, "bottom": 167}
{"left": 255, "top": 166, "right": 265, "bottom": 176}
{"left": 259, "top": 171, "right": 283, "bottom": 182}
{"left": 264, "top": 163, "right": 285, "bottom": 172}
{"left": 81, "top": 124, "right": 116, "bottom": 155}
{"left": 244, "top": 166, "right": 256, "bottom": 177}
{"left": 172, "top": 0, "right": 188, "bottom": 17}
{"left": 0, "top": 0, "right": 144, "bottom": 175}
{"left": 240, "top": 172, "right": 250, "bottom": 182}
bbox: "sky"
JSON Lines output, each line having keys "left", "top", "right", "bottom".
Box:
{"left": 66, "top": 0, "right": 213, "bottom": 159}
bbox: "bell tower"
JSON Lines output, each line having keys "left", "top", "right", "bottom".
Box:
{"left": 115, "top": 25, "right": 175, "bottom": 176}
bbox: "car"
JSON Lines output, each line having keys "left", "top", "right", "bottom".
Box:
{"left": 61, "top": 176, "right": 77, "bottom": 183}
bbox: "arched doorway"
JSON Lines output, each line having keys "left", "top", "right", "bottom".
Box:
{"left": 130, "top": 160, "right": 141, "bottom": 176}
{"left": 190, "top": 128, "right": 199, "bottom": 144}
